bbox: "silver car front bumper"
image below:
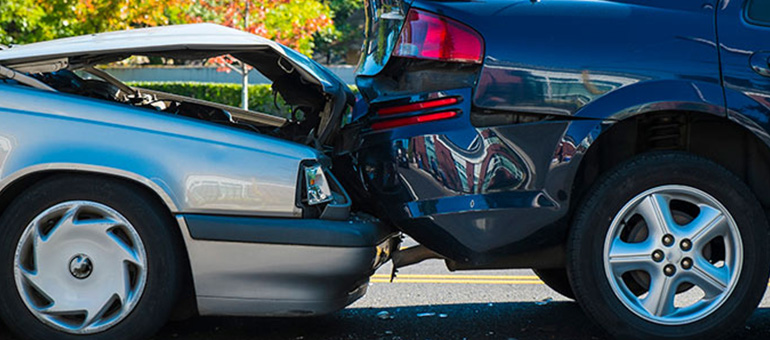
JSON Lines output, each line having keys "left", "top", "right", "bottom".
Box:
{"left": 176, "top": 215, "right": 398, "bottom": 317}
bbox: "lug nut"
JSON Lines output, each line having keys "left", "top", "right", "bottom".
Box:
{"left": 664, "top": 264, "right": 677, "bottom": 277}
{"left": 652, "top": 250, "right": 665, "bottom": 262}
{"left": 662, "top": 234, "right": 675, "bottom": 247}
{"left": 681, "top": 257, "right": 693, "bottom": 270}
{"left": 680, "top": 239, "right": 692, "bottom": 251}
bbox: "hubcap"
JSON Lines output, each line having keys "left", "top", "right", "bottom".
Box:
{"left": 603, "top": 185, "right": 743, "bottom": 325}
{"left": 13, "top": 201, "right": 147, "bottom": 334}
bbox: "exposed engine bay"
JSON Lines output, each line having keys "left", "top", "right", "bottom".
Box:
{"left": 29, "top": 67, "right": 328, "bottom": 146}
{"left": 1, "top": 50, "right": 353, "bottom": 150}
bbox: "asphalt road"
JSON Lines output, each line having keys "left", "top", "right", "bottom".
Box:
{"left": 142, "top": 258, "right": 770, "bottom": 340}
{"left": 3, "top": 241, "right": 770, "bottom": 340}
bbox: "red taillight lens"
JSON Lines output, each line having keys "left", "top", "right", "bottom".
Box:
{"left": 376, "top": 97, "right": 459, "bottom": 116}
{"left": 372, "top": 111, "right": 459, "bottom": 131}
{"left": 393, "top": 9, "right": 484, "bottom": 64}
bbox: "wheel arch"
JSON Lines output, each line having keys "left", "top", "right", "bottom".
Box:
{"left": 570, "top": 109, "right": 770, "bottom": 221}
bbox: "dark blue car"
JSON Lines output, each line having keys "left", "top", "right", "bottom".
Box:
{"left": 338, "top": 0, "right": 770, "bottom": 338}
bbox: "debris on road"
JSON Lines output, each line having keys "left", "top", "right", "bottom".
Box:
{"left": 377, "top": 311, "right": 394, "bottom": 320}
{"left": 416, "top": 312, "right": 436, "bottom": 318}
{"left": 535, "top": 297, "right": 553, "bottom": 306}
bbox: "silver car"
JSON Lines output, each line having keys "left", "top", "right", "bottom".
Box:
{"left": 0, "top": 24, "right": 397, "bottom": 340}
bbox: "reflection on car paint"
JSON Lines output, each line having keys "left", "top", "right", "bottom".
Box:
{"left": 475, "top": 62, "right": 641, "bottom": 116}
{"left": 185, "top": 175, "right": 277, "bottom": 211}
{"left": 403, "top": 131, "right": 528, "bottom": 195}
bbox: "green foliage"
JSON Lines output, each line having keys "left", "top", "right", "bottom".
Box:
{"left": 0, "top": 0, "right": 185, "bottom": 45}
{"left": 0, "top": 0, "right": 335, "bottom": 57}
{"left": 127, "top": 82, "right": 292, "bottom": 118}
{"left": 315, "top": 0, "right": 365, "bottom": 63}
{"left": 177, "top": 0, "right": 336, "bottom": 57}
{"left": 0, "top": 0, "right": 50, "bottom": 44}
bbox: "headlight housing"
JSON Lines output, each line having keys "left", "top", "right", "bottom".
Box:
{"left": 304, "top": 163, "right": 334, "bottom": 205}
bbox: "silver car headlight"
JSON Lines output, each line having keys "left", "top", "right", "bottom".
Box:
{"left": 304, "top": 163, "right": 334, "bottom": 205}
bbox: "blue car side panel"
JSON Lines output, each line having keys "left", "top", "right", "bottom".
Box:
{"left": 717, "top": 0, "right": 770, "bottom": 146}
{"left": 352, "top": 0, "right": 768, "bottom": 263}
{"left": 411, "top": 0, "right": 722, "bottom": 117}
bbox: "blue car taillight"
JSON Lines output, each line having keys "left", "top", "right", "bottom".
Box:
{"left": 371, "top": 96, "right": 461, "bottom": 130}
{"left": 393, "top": 8, "right": 484, "bottom": 64}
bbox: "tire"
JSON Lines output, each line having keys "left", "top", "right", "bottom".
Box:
{"left": 567, "top": 151, "right": 770, "bottom": 340}
{"left": 0, "top": 175, "right": 184, "bottom": 340}
{"left": 533, "top": 268, "right": 575, "bottom": 299}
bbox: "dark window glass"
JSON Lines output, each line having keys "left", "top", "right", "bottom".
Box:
{"left": 747, "top": 0, "right": 770, "bottom": 25}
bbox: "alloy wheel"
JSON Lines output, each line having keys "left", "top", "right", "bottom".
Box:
{"left": 603, "top": 185, "right": 742, "bottom": 325}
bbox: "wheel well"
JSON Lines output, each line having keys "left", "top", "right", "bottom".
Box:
{"left": 0, "top": 170, "right": 198, "bottom": 319}
{"left": 573, "top": 111, "right": 770, "bottom": 214}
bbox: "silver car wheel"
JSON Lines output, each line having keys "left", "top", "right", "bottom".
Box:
{"left": 603, "top": 185, "right": 743, "bottom": 325}
{"left": 13, "top": 201, "right": 147, "bottom": 334}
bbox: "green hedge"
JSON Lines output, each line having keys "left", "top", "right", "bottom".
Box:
{"left": 127, "top": 82, "right": 292, "bottom": 118}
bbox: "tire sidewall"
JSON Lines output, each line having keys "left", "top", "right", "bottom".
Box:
{"left": 569, "top": 153, "right": 770, "bottom": 339}
{"left": 0, "top": 176, "right": 182, "bottom": 340}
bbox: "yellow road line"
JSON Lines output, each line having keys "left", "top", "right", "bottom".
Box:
{"left": 371, "top": 279, "right": 544, "bottom": 285}
{"left": 375, "top": 279, "right": 770, "bottom": 286}
{"left": 373, "top": 275, "right": 770, "bottom": 286}
{"left": 371, "top": 274, "right": 540, "bottom": 280}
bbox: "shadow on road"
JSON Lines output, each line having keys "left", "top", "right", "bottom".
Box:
{"left": 1, "top": 303, "right": 768, "bottom": 339}
{"left": 150, "top": 303, "right": 770, "bottom": 340}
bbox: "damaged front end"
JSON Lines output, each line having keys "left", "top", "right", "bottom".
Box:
{"left": 0, "top": 23, "right": 355, "bottom": 152}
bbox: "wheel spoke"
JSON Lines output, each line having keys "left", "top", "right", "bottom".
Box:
{"left": 608, "top": 238, "right": 655, "bottom": 276}
{"left": 18, "top": 269, "right": 55, "bottom": 308}
{"left": 686, "top": 205, "right": 727, "bottom": 247}
{"left": 106, "top": 232, "right": 143, "bottom": 265}
{"left": 642, "top": 274, "right": 677, "bottom": 317}
{"left": 689, "top": 258, "right": 729, "bottom": 298}
{"left": 72, "top": 218, "right": 120, "bottom": 234}
{"left": 635, "top": 194, "right": 676, "bottom": 238}
{"left": 20, "top": 261, "right": 67, "bottom": 308}
{"left": 80, "top": 295, "right": 117, "bottom": 329}
{"left": 38, "top": 206, "right": 78, "bottom": 242}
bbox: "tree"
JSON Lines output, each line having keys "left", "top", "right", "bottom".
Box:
{"left": 0, "top": 0, "right": 48, "bottom": 45}
{"left": 0, "top": 0, "right": 184, "bottom": 45}
{"left": 1, "top": 0, "right": 336, "bottom": 57}
{"left": 314, "top": 0, "right": 365, "bottom": 64}
{"left": 181, "top": 0, "right": 336, "bottom": 108}
{"left": 183, "top": 0, "right": 335, "bottom": 56}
